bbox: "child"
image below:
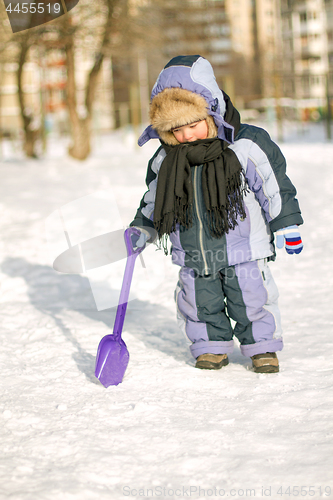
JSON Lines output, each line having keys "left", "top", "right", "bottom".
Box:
{"left": 130, "top": 55, "right": 303, "bottom": 373}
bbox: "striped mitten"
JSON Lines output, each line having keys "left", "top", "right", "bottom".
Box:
{"left": 276, "top": 225, "right": 303, "bottom": 254}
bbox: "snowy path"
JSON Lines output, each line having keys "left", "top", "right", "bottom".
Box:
{"left": 0, "top": 126, "right": 332, "bottom": 500}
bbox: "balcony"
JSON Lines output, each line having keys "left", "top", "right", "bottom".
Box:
{"left": 301, "top": 47, "right": 322, "bottom": 60}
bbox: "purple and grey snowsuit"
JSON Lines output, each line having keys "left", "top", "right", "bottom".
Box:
{"left": 131, "top": 56, "right": 303, "bottom": 359}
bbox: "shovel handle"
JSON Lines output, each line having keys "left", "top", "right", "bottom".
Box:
{"left": 124, "top": 226, "right": 146, "bottom": 257}
{"left": 113, "top": 228, "right": 145, "bottom": 339}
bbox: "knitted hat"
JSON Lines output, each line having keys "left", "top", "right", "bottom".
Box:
{"left": 149, "top": 87, "right": 218, "bottom": 145}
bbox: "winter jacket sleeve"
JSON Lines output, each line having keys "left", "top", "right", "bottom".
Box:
{"left": 244, "top": 126, "right": 303, "bottom": 232}
{"left": 129, "top": 146, "right": 166, "bottom": 238}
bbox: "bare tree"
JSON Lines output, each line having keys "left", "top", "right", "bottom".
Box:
{"left": 0, "top": 3, "right": 47, "bottom": 157}
{"left": 61, "top": 0, "right": 128, "bottom": 160}
{"left": 1, "top": 0, "right": 129, "bottom": 160}
{"left": 0, "top": 2, "right": 13, "bottom": 152}
{"left": 16, "top": 32, "right": 42, "bottom": 157}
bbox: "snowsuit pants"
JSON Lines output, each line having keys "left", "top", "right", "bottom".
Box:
{"left": 175, "top": 259, "right": 283, "bottom": 359}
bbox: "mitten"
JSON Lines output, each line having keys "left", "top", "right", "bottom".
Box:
{"left": 130, "top": 227, "right": 149, "bottom": 250}
{"left": 275, "top": 225, "right": 303, "bottom": 254}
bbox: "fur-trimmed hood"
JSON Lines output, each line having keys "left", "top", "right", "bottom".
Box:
{"left": 149, "top": 87, "right": 218, "bottom": 145}
{"left": 138, "top": 55, "right": 237, "bottom": 147}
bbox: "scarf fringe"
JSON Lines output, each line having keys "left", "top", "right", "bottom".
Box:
{"left": 155, "top": 180, "right": 248, "bottom": 251}
{"left": 154, "top": 233, "right": 170, "bottom": 256}
{"left": 154, "top": 135, "right": 247, "bottom": 250}
{"left": 204, "top": 168, "right": 248, "bottom": 239}
{"left": 206, "top": 192, "right": 247, "bottom": 239}
{"left": 154, "top": 198, "right": 194, "bottom": 254}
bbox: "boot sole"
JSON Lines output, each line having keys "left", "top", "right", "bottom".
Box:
{"left": 195, "top": 357, "right": 229, "bottom": 370}
{"left": 253, "top": 365, "right": 279, "bottom": 373}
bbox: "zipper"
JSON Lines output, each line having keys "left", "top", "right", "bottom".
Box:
{"left": 193, "top": 166, "right": 209, "bottom": 275}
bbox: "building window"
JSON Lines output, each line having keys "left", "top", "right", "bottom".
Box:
{"left": 310, "top": 75, "right": 321, "bottom": 86}
{"left": 301, "top": 36, "right": 308, "bottom": 46}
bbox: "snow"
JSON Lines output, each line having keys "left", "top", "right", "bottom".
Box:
{"left": 0, "top": 123, "right": 332, "bottom": 500}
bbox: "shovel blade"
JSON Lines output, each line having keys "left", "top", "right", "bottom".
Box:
{"left": 95, "top": 335, "right": 129, "bottom": 387}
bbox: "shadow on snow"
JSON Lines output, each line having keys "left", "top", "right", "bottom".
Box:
{"left": 1, "top": 257, "right": 193, "bottom": 383}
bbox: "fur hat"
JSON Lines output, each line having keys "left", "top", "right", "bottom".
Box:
{"left": 149, "top": 87, "right": 218, "bottom": 145}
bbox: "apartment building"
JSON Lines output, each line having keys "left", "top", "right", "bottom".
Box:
{"left": 281, "top": 0, "right": 329, "bottom": 103}
{"left": 324, "top": 0, "right": 333, "bottom": 88}
{"left": 0, "top": 61, "right": 27, "bottom": 134}
{"left": 226, "top": 0, "right": 332, "bottom": 109}
{"left": 112, "top": 0, "right": 235, "bottom": 128}
{"left": 0, "top": 46, "right": 112, "bottom": 136}
{"left": 1, "top": 0, "right": 332, "bottom": 137}
{"left": 225, "top": 0, "right": 282, "bottom": 101}
{"left": 0, "top": 45, "right": 68, "bottom": 136}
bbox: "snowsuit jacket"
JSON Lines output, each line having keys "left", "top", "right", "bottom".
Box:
{"left": 131, "top": 56, "right": 303, "bottom": 276}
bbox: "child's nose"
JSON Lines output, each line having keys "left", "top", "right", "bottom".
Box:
{"left": 183, "top": 129, "right": 193, "bottom": 141}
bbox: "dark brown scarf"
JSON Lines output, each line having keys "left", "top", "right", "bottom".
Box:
{"left": 153, "top": 95, "right": 247, "bottom": 253}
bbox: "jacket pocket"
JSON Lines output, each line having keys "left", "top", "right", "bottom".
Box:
{"left": 236, "top": 207, "right": 251, "bottom": 238}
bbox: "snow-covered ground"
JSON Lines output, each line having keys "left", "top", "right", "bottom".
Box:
{"left": 0, "top": 123, "right": 332, "bottom": 500}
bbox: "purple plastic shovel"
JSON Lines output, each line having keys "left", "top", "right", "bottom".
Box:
{"left": 95, "top": 227, "right": 145, "bottom": 387}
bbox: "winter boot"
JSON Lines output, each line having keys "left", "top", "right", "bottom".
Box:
{"left": 251, "top": 352, "right": 279, "bottom": 373}
{"left": 195, "top": 353, "right": 229, "bottom": 370}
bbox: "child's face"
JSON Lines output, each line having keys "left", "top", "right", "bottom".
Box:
{"left": 172, "top": 120, "right": 208, "bottom": 143}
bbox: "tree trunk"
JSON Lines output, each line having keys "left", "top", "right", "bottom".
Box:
{"left": 17, "top": 35, "right": 39, "bottom": 158}
{"left": 65, "top": 34, "right": 91, "bottom": 160}
{"left": 68, "top": 117, "right": 91, "bottom": 160}
{"left": 64, "top": 0, "right": 120, "bottom": 160}
{"left": 85, "top": 0, "right": 116, "bottom": 116}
